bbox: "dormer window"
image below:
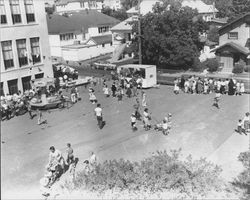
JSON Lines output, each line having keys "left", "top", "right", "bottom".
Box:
{"left": 228, "top": 32, "right": 238, "bottom": 39}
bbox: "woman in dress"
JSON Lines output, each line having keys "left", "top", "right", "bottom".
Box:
{"left": 228, "top": 79, "right": 235, "bottom": 95}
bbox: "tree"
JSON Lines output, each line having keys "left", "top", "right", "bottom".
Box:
{"left": 232, "top": 151, "right": 250, "bottom": 200}
{"left": 131, "top": 2, "right": 208, "bottom": 69}
{"left": 207, "top": 26, "right": 219, "bottom": 43}
{"left": 101, "top": 7, "right": 128, "bottom": 21}
{"left": 121, "top": 0, "right": 138, "bottom": 10}
{"left": 230, "top": 0, "right": 250, "bottom": 20}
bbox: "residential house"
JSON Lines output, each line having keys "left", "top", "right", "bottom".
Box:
{"left": 182, "top": 0, "right": 217, "bottom": 22}
{"left": 0, "top": 0, "right": 53, "bottom": 96}
{"left": 103, "top": 0, "right": 122, "bottom": 11}
{"left": 55, "top": 0, "right": 103, "bottom": 14}
{"left": 212, "top": 13, "right": 250, "bottom": 73}
{"left": 47, "top": 10, "right": 120, "bottom": 62}
{"left": 110, "top": 16, "right": 135, "bottom": 63}
{"left": 126, "top": 0, "right": 161, "bottom": 17}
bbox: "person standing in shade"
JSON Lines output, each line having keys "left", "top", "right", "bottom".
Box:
{"left": 111, "top": 82, "right": 117, "bottom": 97}
{"left": 94, "top": 103, "right": 103, "bottom": 129}
{"left": 142, "top": 91, "right": 147, "bottom": 107}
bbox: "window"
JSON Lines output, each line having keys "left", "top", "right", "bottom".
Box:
{"left": 1, "top": 41, "right": 14, "bottom": 70}
{"left": 98, "top": 26, "right": 109, "bottom": 33}
{"left": 30, "top": 37, "right": 41, "bottom": 63}
{"left": 10, "top": 0, "right": 21, "bottom": 24}
{"left": 228, "top": 32, "right": 238, "bottom": 39}
{"left": 35, "top": 73, "right": 44, "bottom": 79}
{"left": 60, "top": 33, "right": 74, "bottom": 41}
{"left": 22, "top": 76, "right": 31, "bottom": 91}
{"left": 24, "top": 0, "right": 35, "bottom": 23}
{"left": 8, "top": 79, "right": 18, "bottom": 95}
{"left": 0, "top": 82, "right": 4, "bottom": 96}
{"left": 16, "top": 39, "right": 28, "bottom": 67}
{"left": 0, "top": 0, "right": 7, "bottom": 24}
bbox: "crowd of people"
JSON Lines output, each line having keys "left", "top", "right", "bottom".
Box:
{"left": 173, "top": 76, "right": 246, "bottom": 96}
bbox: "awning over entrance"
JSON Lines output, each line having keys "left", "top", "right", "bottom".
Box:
{"left": 211, "top": 42, "right": 249, "bottom": 55}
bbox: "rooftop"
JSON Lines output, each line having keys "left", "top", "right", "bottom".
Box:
{"left": 182, "top": 0, "right": 218, "bottom": 14}
{"left": 47, "top": 10, "right": 120, "bottom": 34}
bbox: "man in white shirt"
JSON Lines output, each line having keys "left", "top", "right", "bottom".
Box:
{"left": 94, "top": 103, "right": 103, "bottom": 129}
{"left": 48, "top": 146, "right": 65, "bottom": 171}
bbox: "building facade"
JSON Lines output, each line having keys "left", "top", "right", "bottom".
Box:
{"left": 213, "top": 13, "right": 250, "bottom": 73}
{"left": 0, "top": 0, "right": 54, "bottom": 96}
{"left": 103, "top": 0, "right": 122, "bottom": 11}
{"left": 55, "top": 0, "right": 103, "bottom": 14}
{"left": 47, "top": 10, "right": 119, "bottom": 62}
{"left": 182, "top": 0, "right": 217, "bottom": 22}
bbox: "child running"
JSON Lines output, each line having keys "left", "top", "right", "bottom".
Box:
{"left": 130, "top": 113, "right": 137, "bottom": 131}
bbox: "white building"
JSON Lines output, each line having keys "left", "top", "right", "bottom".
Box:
{"left": 182, "top": 0, "right": 218, "bottom": 22}
{"left": 126, "top": 0, "right": 161, "bottom": 16}
{"left": 47, "top": 10, "right": 120, "bottom": 62}
{"left": 0, "top": 0, "right": 54, "bottom": 96}
{"left": 103, "top": 0, "right": 122, "bottom": 10}
{"left": 55, "top": 0, "right": 103, "bottom": 14}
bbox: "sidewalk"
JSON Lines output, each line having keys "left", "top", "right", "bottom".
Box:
{"left": 207, "top": 132, "right": 249, "bottom": 181}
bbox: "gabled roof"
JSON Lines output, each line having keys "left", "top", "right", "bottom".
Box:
{"left": 219, "top": 13, "right": 250, "bottom": 35}
{"left": 47, "top": 10, "right": 120, "bottom": 34}
{"left": 182, "top": 0, "right": 218, "bottom": 14}
{"left": 89, "top": 35, "right": 112, "bottom": 45}
{"left": 211, "top": 42, "right": 249, "bottom": 55}
{"left": 111, "top": 17, "right": 134, "bottom": 32}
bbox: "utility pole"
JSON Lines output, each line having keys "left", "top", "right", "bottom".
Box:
{"left": 138, "top": 0, "right": 142, "bottom": 65}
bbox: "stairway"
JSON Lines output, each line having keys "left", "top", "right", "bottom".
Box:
{"left": 110, "top": 43, "right": 127, "bottom": 63}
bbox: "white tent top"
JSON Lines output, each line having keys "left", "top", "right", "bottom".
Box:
{"left": 118, "top": 64, "right": 156, "bottom": 69}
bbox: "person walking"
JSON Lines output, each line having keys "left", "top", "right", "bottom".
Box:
{"left": 27, "top": 101, "right": 33, "bottom": 119}
{"left": 94, "top": 103, "right": 103, "bottom": 129}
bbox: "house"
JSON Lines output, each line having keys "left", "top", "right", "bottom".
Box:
{"left": 126, "top": 0, "right": 161, "bottom": 17}
{"left": 103, "top": 0, "right": 122, "bottom": 11}
{"left": 55, "top": 0, "right": 103, "bottom": 14}
{"left": 109, "top": 17, "right": 135, "bottom": 63}
{"left": 47, "top": 10, "right": 120, "bottom": 62}
{"left": 212, "top": 13, "right": 250, "bottom": 73}
{"left": 182, "top": 0, "right": 217, "bottom": 22}
{"left": 0, "top": 0, "right": 53, "bottom": 96}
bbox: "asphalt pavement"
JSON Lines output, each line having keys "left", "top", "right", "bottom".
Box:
{"left": 1, "top": 83, "right": 249, "bottom": 199}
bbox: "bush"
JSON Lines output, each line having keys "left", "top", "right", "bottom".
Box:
{"left": 233, "top": 64, "right": 244, "bottom": 74}
{"left": 72, "top": 149, "right": 224, "bottom": 198}
{"left": 232, "top": 151, "right": 250, "bottom": 200}
{"left": 205, "top": 58, "right": 219, "bottom": 72}
{"left": 244, "top": 65, "right": 250, "bottom": 73}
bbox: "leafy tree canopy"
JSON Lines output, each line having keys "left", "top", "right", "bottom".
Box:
{"left": 131, "top": 2, "right": 208, "bottom": 69}
{"left": 121, "top": 0, "right": 138, "bottom": 10}
{"left": 101, "top": 7, "right": 128, "bottom": 21}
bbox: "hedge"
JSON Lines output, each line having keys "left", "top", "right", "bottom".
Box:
{"left": 71, "top": 150, "right": 224, "bottom": 198}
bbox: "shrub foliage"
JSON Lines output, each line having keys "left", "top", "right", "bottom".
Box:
{"left": 72, "top": 150, "right": 223, "bottom": 197}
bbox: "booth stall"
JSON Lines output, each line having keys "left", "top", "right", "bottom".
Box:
{"left": 117, "top": 64, "right": 157, "bottom": 88}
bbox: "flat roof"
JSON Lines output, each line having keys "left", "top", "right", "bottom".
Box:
{"left": 118, "top": 64, "right": 156, "bottom": 69}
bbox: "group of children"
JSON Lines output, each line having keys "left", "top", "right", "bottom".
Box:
{"left": 173, "top": 76, "right": 245, "bottom": 96}
{"left": 130, "top": 97, "right": 172, "bottom": 135}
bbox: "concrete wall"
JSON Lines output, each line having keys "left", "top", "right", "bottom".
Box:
{"left": 55, "top": 1, "right": 102, "bottom": 13}
{"left": 62, "top": 43, "right": 114, "bottom": 61}
{"left": 0, "top": 0, "right": 53, "bottom": 95}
